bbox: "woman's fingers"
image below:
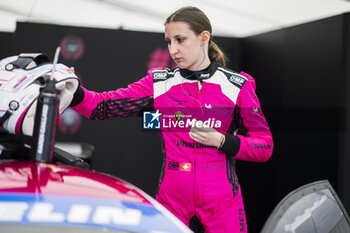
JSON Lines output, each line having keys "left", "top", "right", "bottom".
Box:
{"left": 190, "top": 126, "right": 222, "bottom": 148}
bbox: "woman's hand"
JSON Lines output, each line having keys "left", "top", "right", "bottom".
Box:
{"left": 189, "top": 121, "right": 225, "bottom": 148}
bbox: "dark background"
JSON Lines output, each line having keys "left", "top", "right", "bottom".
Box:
{"left": 0, "top": 12, "right": 349, "bottom": 233}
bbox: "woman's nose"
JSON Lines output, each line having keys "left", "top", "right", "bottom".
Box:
{"left": 168, "top": 43, "right": 178, "bottom": 55}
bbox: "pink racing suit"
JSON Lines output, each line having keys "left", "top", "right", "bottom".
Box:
{"left": 71, "top": 61, "right": 273, "bottom": 232}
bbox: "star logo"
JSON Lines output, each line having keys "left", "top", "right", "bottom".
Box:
{"left": 150, "top": 109, "right": 161, "bottom": 122}
{"left": 143, "top": 110, "right": 161, "bottom": 129}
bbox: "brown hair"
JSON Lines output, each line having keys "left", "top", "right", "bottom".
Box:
{"left": 165, "top": 6, "right": 227, "bottom": 67}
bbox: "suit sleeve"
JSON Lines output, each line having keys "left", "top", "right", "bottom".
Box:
{"left": 70, "top": 70, "right": 154, "bottom": 120}
{"left": 221, "top": 72, "right": 273, "bottom": 162}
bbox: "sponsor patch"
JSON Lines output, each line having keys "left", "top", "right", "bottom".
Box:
{"left": 199, "top": 73, "right": 210, "bottom": 79}
{"left": 176, "top": 140, "right": 211, "bottom": 149}
{"left": 201, "top": 165, "right": 224, "bottom": 170}
{"left": 179, "top": 163, "right": 191, "bottom": 172}
{"left": 228, "top": 75, "right": 246, "bottom": 88}
{"left": 153, "top": 71, "right": 168, "bottom": 80}
{"left": 253, "top": 107, "right": 261, "bottom": 113}
{"left": 251, "top": 143, "right": 272, "bottom": 149}
{"left": 167, "top": 161, "right": 192, "bottom": 172}
{"left": 239, "top": 208, "right": 246, "bottom": 232}
{"left": 204, "top": 103, "right": 212, "bottom": 109}
{"left": 168, "top": 161, "right": 179, "bottom": 170}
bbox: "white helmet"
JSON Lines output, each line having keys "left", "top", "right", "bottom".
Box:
{"left": 0, "top": 53, "right": 79, "bottom": 136}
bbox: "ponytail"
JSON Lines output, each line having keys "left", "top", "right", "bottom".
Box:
{"left": 209, "top": 41, "right": 227, "bottom": 67}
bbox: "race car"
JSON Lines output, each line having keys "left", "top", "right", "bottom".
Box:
{"left": 0, "top": 156, "right": 191, "bottom": 233}
{"left": 0, "top": 51, "right": 192, "bottom": 233}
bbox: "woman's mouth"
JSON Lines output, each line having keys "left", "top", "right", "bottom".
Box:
{"left": 174, "top": 58, "right": 182, "bottom": 63}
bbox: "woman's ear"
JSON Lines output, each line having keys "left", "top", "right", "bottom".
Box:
{"left": 200, "top": 31, "right": 211, "bottom": 45}
{"left": 201, "top": 35, "right": 208, "bottom": 43}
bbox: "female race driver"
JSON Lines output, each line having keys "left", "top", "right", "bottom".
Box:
{"left": 70, "top": 6, "right": 273, "bottom": 233}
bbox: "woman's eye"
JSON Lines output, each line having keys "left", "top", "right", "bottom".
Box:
{"left": 177, "top": 38, "right": 184, "bottom": 43}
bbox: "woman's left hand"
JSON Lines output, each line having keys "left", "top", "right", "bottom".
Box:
{"left": 189, "top": 123, "right": 224, "bottom": 148}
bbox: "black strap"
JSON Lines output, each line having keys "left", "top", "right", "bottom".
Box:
{"left": 7, "top": 53, "right": 50, "bottom": 70}
{"left": 0, "top": 110, "right": 12, "bottom": 126}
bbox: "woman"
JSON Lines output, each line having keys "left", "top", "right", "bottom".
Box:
{"left": 70, "top": 6, "right": 273, "bottom": 232}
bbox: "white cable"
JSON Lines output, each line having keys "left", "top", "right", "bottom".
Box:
{"left": 50, "top": 47, "right": 61, "bottom": 81}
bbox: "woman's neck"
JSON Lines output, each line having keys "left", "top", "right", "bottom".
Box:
{"left": 189, "top": 57, "right": 211, "bottom": 71}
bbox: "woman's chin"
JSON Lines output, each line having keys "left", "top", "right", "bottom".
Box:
{"left": 176, "top": 63, "right": 189, "bottom": 70}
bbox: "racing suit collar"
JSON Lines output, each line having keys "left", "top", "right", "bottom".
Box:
{"left": 179, "top": 61, "right": 218, "bottom": 80}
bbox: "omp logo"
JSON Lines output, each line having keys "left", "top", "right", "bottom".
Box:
{"left": 0, "top": 202, "right": 142, "bottom": 225}
{"left": 153, "top": 72, "right": 168, "bottom": 80}
{"left": 200, "top": 73, "right": 210, "bottom": 78}
{"left": 168, "top": 161, "right": 179, "bottom": 170}
{"left": 229, "top": 75, "right": 245, "bottom": 87}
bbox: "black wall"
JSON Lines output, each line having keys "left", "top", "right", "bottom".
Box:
{"left": 241, "top": 13, "right": 350, "bottom": 232}
{"left": 0, "top": 13, "right": 349, "bottom": 233}
{"left": 340, "top": 12, "right": 350, "bottom": 221}
{"left": 0, "top": 32, "right": 14, "bottom": 57}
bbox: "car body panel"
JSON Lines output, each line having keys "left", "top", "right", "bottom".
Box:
{"left": 0, "top": 160, "right": 192, "bottom": 233}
